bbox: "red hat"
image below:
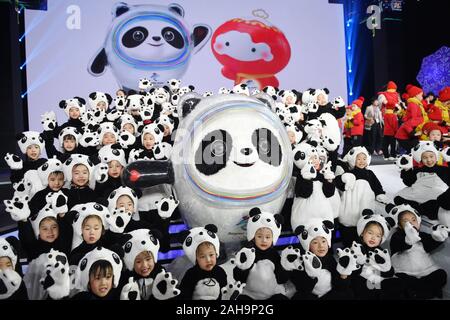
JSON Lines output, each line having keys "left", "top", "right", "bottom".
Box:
{"left": 351, "top": 96, "right": 364, "bottom": 108}
{"left": 401, "top": 93, "right": 409, "bottom": 101}
{"left": 406, "top": 84, "right": 423, "bottom": 98}
{"left": 439, "top": 86, "right": 450, "bottom": 102}
{"left": 387, "top": 81, "right": 397, "bottom": 90}
{"left": 422, "top": 122, "right": 443, "bottom": 135}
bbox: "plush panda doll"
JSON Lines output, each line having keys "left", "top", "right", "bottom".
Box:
{"left": 88, "top": 2, "right": 211, "bottom": 90}
{"left": 122, "top": 92, "right": 293, "bottom": 248}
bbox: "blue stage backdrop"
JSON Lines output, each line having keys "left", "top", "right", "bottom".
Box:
{"left": 24, "top": 0, "right": 347, "bottom": 131}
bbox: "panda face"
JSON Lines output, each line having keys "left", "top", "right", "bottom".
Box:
{"left": 116, "top": 17, "right": 189, "bottom": 63}
{"left": 189, "top": 105, "right": 288, "bottom": 197}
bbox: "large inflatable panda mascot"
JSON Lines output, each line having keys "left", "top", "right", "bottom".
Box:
{"left": 88, "top": 2, "right": 211, "bottom": 90}
{"left": 123, "top": 92, "right": 293, "bottom": 256}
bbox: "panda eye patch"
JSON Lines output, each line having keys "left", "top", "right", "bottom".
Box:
{"left": 161, "top": 27, "right": 184, "bottom": 49}
{"left": 195, "top": 129, "right": 232, "bottom": 176}
{"left": 251, "top": 128, "right": 282, "bottom": 167}
{"left": 122, "top": 26, "right": 148, "bottom": 48}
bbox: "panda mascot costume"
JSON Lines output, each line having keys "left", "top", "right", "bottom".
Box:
{"left": 122, "top": 92, "right": 293, "bottom": 255}
{"left": 88, "top": 2, "right": 211, "bottom": 90}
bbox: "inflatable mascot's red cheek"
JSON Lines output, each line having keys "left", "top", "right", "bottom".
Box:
{"left": 211, "top": 9, "right": 291, "bottom": 89}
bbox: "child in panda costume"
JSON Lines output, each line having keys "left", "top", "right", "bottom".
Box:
{"left": 350, "top": 211, "right": 405, "bottom": 300}
{"left": 387, "top": 203, "right": 448, "bottom": 299}
{"left": 55, "top": 97, "right": 86, "bottom": 137}
{"left": 118, "top": 229, "right": 180, "bottom": 300}
{"left": 336, "top": 147, "right": 390, "bottom": 247}
{"left": 395, "top": 141, "right": 450, "bottom": 216}
{"left": 232, "top": 208, "right": 289, "bottom": 300}
{"left": 0, "top": 237, "right": 28, "bottom": 300}
{"left": 5, "top": 131, "right": 47, "bottom": 184}
{"left": 71, "top": 247, "right": 122, "bottom": 300}
{"left": 42, "top": 126, "right": 82, "bottom": 163}
{"left": 95, "top": 144, "right": 127, "bottom": 199}
{"left": 285, "top": 219, "right": 354, "bottom": 300}
{"left": 179, "top": 225, "right": 244, "bottom": 300}
{"left": 291, "top": 142, "right": 338, "bottom": 232}
{"left": 128, "top": 123, "right": 165, "bottom": 162}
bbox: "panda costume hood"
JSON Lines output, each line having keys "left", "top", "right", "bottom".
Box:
{"left": 119, "top": 114, "right": 138, "bottom": 136}
{"left": 98, "top": 144, "right": 126, "bottom": 167}
{"left": 88, "top": 91, "right": 112, "bottom": 110}
{"left": 411, "top": 141, "right": 440, "bottom": 163}
{"left": 17, "top": 131, "right": 45, "bottom": 155}
{"left": 247, "top": 208, "right": 282, "bottom": 245}
{"left": 29, "top": 204, "right": 58, "bottom": 239}
{"left": 156, "top": 114, "right": 175, "bottom": 135}
{"left": 295, "top": 219, "right": 334, "bottom": 251}
{"left": 98, "top": 122, "right": 119, "bottom": 145}
{"left": 107, "top": 186, "right": 139, "bottom": 219}
{"left": 141, "top": 123, "right": 165, "bottom": 146}
{"left": 70, "top": 202, "right": 107, "bottom": 250}
{"left": 37, "top": 157, "right": 64, "bottom": 186}
{"left": 182, "top": 224, "right": 220, "bottom": 265}
{"left": 63, "top": 154, "right": 96, "bottom": 189}
{"left": 384, "top": 203, "right": 422, "bottom": 229}
{"left": 59, "top": 97, "right": 86, "bottom": 118}
{"left": 75, "top": 247, "right": 123, "bottom": 292}
{"left": 356, "top": 210, "right": 391, "bottom": 244}
{"left": 292, "top": 142, "right": 318, "bottom": 170}
{"left": 345, "top": 146, "right": 371, "bottom": 169}
{"left": 0, "top": 237, "right": 18, "bottom": 270}
{"left": 123, "top": 229, "right": 160, "bottom": 271}
{"left": 58, "top": 126, "right": 82, "bottom": 148}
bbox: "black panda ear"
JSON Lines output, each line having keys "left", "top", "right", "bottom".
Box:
{"left": 385, "top": 203, "right": 395, "bottom": 213}
{"left": 59, "top": 100, "right": 67, "bottom": 109}
{"left": 181, "top": 97, "right": 201, "bottom": 118}
{"left": 105, "top": 93, "right": 112, "bottom": 105}
{"left": 294, "top": 225, "right": 305, "bottom": 236}
{"left": 323, "top": 88, "right": 330, "bottom": 94}
{"left": 310, "top": 89, "right": 316, "bottom": 96}
{"left": 74, "top": 97, "right": 86, "bottom": 105}
{"left": 385, "top": 217, "right": 396, "bottom": 228}
{"left": 162, "top": 85, "right": 171, "bottom": 93}
{"left": 156, "top": 124, "right": 165, "bottom": 133}
{"left": 113, "top": 2, "right": 130, "bottom": 17}
{"left": 5, "top": 236, "right": 21, "bottom": 257}
{"left": 188, "top": 85, "right": 195, "bottom": 91}
{"left": 150, "top": 229, "right": 163, "bottom": 242}
{"left": 278, "top": 90, "right": 285, "bottom": 96}
{"left": 128, "top": 90, "right": 137, "bottom": 96}
{"left": 362, "top": 209, "right": 374, "bottom": 217}
{"left": 177, "top": 230, "right": 190, "bottom": 243}
{"left": 274, "top": 214, "right": 284, "bottom": 226}
{"left": 16, "top": 133, "right": 25, "bottom": 141}
{"left": 89, "top": 92, "right": 97, "bottom": 100}
{"left": 110, "top": 143, "right": 121, "bottom": 150}
{"left": 204, "top": 224, "right": 218, "bottom": 234}
{"left": 133, "top": 188, "right": 142, "bottom": 198}
{"left": 323, "top": 220, "right": 334, "bottom": 230}
{"left": 249, "top": 207, "right": 261, "bottom": 217}
{"left": 168, "top": 3, "right": 184, "bottom": 17}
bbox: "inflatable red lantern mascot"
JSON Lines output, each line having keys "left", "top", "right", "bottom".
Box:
{"left": 211, "top": 9, "right": 291, "bottom": 89}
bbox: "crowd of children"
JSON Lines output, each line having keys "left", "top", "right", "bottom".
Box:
{"left": 1, "top": 78, "right": 449, "bottom": 300}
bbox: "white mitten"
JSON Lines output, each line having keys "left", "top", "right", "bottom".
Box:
{"left": 152, "top": 270, "right": 180, "bottom": 300}
{"left": 94, "top": 163, "right": 109, "bottom": 183}
{"left": 47, "top": 191, "right": 68, "bottom": 215}
{"left": 336, "top": 248, "right": 360, "bottom": 276}
{"left": 441, "top": 147, "right": 450, "bottom": 162}
{"left": 106, "top": 109, "right": 122, "bottom": 122}
{"left": 341, "top": 172, "right": 356, "bottom": 190}
{"left": 4, "top": 153, "right": 23, "bottom": 170}
{"left": 332, "top": 96, "right": 346, "bottom": 109}
{"left": 404, "top": 222, "right": 421, "bottom": 245}
{"left": 105, "top": 207, "right": 132, "bottom": 233}
{"left": 301, "top": 161, "right": 317, "bottom": 180}
{"left": 155, "top": 196, "right": 179, "bottom": 219}
{"left": 375, "top": 194, "right": 390, "bottom": 205}
{"left": 351, "top": 241, "right": 367, "bottom": 265}
{"left": 221, "top": 281, "right": 245, "bottom": 300}
{"left": 40, "top": 250, "right": 70, "bottom": 300}
{"left": 0, "top": 268, "right": 22, "bottom": 299}
{"left": 320, "top": 161, "right": 335, "bottom": 180}
{"left": 280, "top": 246, "right": 304, "bottom": 271}
{"left": 230, "top": 247, "right": 256, "bottom": 270}
{"left": 4, "top": 196, "right": 30, "bottom": 221}
{"left": 12, "top": 179, "right": 32, "bottom": 197}
{"left": 120, "top": 277, "right": 141, "bottom": 300}
{"left": 79, "top": 131, "right": 100, "bottom": 148}
{"left": 431, "top": 224, "right": 450, "bottom": 242}
{"left": 396, "top": 154, "right": 413, "bottom": 171}
{"left": 41, "top": 111, "right": 57, "bottom": 131}
{"left": 118, "top": 131, "right": 136, "bottom": 148}
{"left": 128, "top": 148, "right": 143, "bottom": 163}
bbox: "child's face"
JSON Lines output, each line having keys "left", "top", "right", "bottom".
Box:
{"left": 143, "top": 133, "right": 156, "bottom": 149}
{"left": 428, "top": 130, "right": 442, "bottom": 142}
{"left": 116, "top": 195, "right": 134, "bottom": 213}
{"left": 134, "top": 251, "right": 155, "bottom": 277}
{"left": 63, "top": 138, "right": 76, "bottom": 152}
{"left": 163, "top": 124, "right": 170, "bottom": 137}
{"left": 39, "top": 218, "right": 59, "bottom": 243}
{"left": 116, "top": 90, "right": 126, "bottom": 97}
{"left": 362, "top": 224, "right": 383, "bottom": 248}
{"left": 285, "top": 96, "right": 295, "bottom": 105}
{"left": 26, "top": 144, "right": 40, "bottom": 160}
{"left": 102, "top": 133, "right": 116, "bottom": 146}
{"left": 108, "top": 160, "right": 123, "bottom": 179}
{"left": 68, "top": 107, "right": 80, "bottom": 119}
{"left": 48, "top": 173, "right": 64, "bottom": 191}
{"left": 196, "top": 243, "right": 217, "bottom": 272}
{"left": 421, "top": 151, "right": 437, "bottom": 168}
{"left": 310, "top": 155, "right": 321, "bottom": 170}
{"left": 287, "top": 131, "right": 296, "bottom": 145}
{"left": 122, "top": 123, "right": 135, "bottom": 135}
{"left": 96, "top": 101, "right": 107, "bottom": 111}
{"left": 82, "top": 217, "right": 103, "bottom": 244}
{"left": 254, "top": 227, "right": 273, "bottom": 251}
{"left": 415, "top": 92, "right": 424, "bottom": 100}
{"left": 72, "top": 164, "right": 89, "bottom": 187}
{"left": 309, "top": 236, "right": 328, "bottom": 257}
{"left": 317, "top": 93, "right": 327, "bottom": 106}
{"left": 0, "top": 257, "right": 13, "bottom": 270}
{"left": 89, "top": 269, "right": 113, "bottom": 298}
{"left": 355, "top": 153, "right": 367, "bottom": 169}
{"left": 399, "top": 211, "right": 420, "bottom": 230}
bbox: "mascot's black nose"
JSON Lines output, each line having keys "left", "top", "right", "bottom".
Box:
{"left": 241, "top": 148, "right": 252, "bottom": 156}
{"left": 152, "top": 36, "right": 161, "bottom": 41}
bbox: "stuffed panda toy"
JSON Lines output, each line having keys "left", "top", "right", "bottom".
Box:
{"left": 122, "top": 92, "right": 293, "bottom": 247}
{"left": 88, "top": 2, "right": 211, "bottom": 90}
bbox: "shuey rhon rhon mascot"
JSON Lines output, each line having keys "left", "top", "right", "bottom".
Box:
{"left": 88, "top": 2, "right": 211, "bottom": 90}
{"left": 123, "top": 92, "right": 293, "bottom": 252}
{"left": 211, "top": 9, "right": 291, "bottom": 89}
